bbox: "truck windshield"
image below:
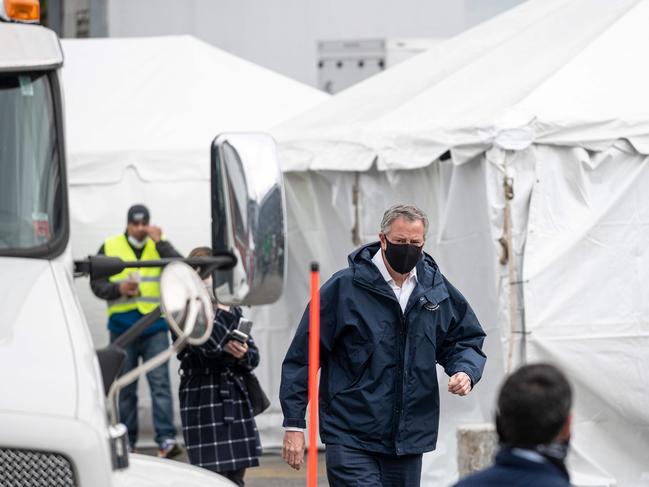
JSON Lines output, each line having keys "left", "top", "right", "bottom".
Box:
{"left": 0, "top": 72, "right": 64, "bottom": 255}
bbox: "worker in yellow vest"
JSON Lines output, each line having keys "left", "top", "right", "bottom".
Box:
{"left": 91, "top": 204, "right": 183, "bottom": 458}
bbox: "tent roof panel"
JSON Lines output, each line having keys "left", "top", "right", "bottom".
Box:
{"left": 273, "top": 0, "right": 648, "bottom": 172}
{"left": 62, "top": 35, "right": 328, "bottom": 183}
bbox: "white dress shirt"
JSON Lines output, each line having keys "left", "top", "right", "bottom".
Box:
{"left": 371, "top": 247, "right": 418, "bottom": 312}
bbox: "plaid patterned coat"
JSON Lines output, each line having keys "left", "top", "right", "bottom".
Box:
{"left": 178, "top": 307, "right": 262, "bottom": 473}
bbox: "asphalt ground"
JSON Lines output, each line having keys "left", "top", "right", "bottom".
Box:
{"left": 140, "top": 447, "right": 328, "bottom": 486}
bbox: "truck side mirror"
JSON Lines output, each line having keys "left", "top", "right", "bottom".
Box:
{"left": 211, "top": 132, "right": 286, "bottom": 306}
{"left": 160, "top": 261, "right": 214, "bottom": 344}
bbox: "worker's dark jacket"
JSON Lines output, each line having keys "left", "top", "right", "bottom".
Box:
{"left": 280, "top": 242, "right": 486, "bottom": 456}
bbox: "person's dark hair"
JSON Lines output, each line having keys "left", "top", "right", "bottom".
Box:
{"left": 496, "top": 363, "right": 572, "bottom": 448}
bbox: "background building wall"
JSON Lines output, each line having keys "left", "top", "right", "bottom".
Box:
{"left": 63, "top": 0, "right": 89, "bottom": 37}
{"left": 107, "top": 0, "right": 526, "bottom": 87}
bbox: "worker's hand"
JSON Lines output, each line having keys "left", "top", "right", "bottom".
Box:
{"left": 224, "top": 340, "right": 248, "bottom": 359}
{"left": 146, "top": 225, "right": 162, "bottom": 243}
{"left": 448, "top": 372, "right": 472, "bottom": 396}
{"left": 118, "top": 281, "right": 139, "bottom": 297}
{"left": 282, "top": 430, "right": 305, "bottom": 470}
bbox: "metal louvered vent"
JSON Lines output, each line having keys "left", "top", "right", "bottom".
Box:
{"left": 0, "top": 448, "right": 76, "bottom": 487}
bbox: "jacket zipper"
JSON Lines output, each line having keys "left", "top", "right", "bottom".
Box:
{"left": 354, "top": 279, "right": 409, "bottom": 451}
{"left": 392, "top": 312, "right": 407, "bottom": 451}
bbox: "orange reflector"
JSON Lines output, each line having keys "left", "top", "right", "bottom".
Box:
{"left": 308, "top": 262, "right": 320, "bottom": 487}
{"left": 5, "top": 0, "right": 40, "bottom": 22}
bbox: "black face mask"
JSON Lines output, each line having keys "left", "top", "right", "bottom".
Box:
{"left": 383, "top": 239, "right": 423, "bottom": 274}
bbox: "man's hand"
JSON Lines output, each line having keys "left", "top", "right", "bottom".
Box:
{"left": 448, "top": 372, "right": 472, "bottom": 396}
{"left": 282, "top": 431, "right": 305, "bottom": 470}
{"left": 146, "top": 225, "right": 162, "bottom": 243}
{"left": 118, "top": 281, "right": 139, "bottom": 297}
{"left": 224, "top": 340, "right": 248, "bottom": 359}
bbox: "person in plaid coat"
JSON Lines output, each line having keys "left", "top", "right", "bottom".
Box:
{"left": 178, "top": 248, "right": 262, "bottom": 485}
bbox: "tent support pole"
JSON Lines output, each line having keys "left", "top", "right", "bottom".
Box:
{"left": 502, "top": 161, "right": 518, "bottom": 374}
{"left": 351, "top": 171, "right": 362, "bottom": 245}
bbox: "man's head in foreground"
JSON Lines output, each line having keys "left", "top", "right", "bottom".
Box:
{"left": 496, "top": 363, "right": 573, "bottom": 449}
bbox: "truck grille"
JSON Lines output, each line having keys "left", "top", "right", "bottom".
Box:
{"left": 0, "top": 448, "right": 76, "bottom": 487}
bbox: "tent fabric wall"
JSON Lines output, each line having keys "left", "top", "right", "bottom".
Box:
{"left": 522, "top": 145, "right": 649, "bottom": 486}
{"left": 272, "top": 143, "right": 649, "bottom": 486}
{"left": 265, "top": 0, "right": 649, "bottom": 484}
{"left": 276, "top": 146, "right": 649, "bottom": 486}
{"left": 261, "top": 164, "right": 506, "bottom": 486}
{"left": 480, "top": 143, "right": 649, "bottom": 485}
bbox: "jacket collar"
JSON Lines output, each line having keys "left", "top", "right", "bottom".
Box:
{"left": 349, "top": 242, "right": 448, "bottom": 306}
{"left": 496, "top": 448, "right": 570, "bottom": 482}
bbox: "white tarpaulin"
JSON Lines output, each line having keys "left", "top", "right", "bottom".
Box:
{"left": 62, "top": 35, "right": 328, "bottom": 450}
{"left": 264, "top": 0, "right": 649, "bottom": 485}
{"left": 520, "top": 145, "right": 649, "bottom": 487}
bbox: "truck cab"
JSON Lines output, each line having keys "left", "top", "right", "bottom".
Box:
{"left": 0, "top": 2, "right": 285, "bottom": 485}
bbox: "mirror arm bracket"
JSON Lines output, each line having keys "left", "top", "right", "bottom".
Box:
{"left": 130, "top": 255, "right": 236, "bottom": 270}
{"left": 107, "top": 346, "right": 176, "bottom": 425}
{"left": 107, "top": 299, "right": 200, "bottom": 426}
{"left": 112, "top": 307, "right": 162, "bottom": 350}
{"left": 73, "top": 254, "right": 237, "bottom": 280}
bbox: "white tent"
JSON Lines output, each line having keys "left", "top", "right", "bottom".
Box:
{"left": 63, "top": 35, "right": 329, "bottom": 184}
{"left": 62, "top": 35, "right": 328, "bottom": 449}
{"left": 267, "top": 0, "right": 649, "bottom": 485}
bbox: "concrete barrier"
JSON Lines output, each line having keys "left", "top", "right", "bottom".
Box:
{"left": 457, "top": 423, "right": 497, "bottom": 478}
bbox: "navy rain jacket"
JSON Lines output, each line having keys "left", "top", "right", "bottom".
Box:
{"left": 280, "top": 242, "right": 487, "bottom": 455}
{"left": 453, "top": 449, "right": 570, "bottom": 487}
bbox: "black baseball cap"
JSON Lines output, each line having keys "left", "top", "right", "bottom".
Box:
{"left": 127, "top": 204, "right": 150, "bottom": 224}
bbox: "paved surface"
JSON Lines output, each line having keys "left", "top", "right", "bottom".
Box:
{"left": 246, "top": 451, "right": 328, "bottom": 487}
{"left": 140, "top": 447, "right": 328, "bottom": 486}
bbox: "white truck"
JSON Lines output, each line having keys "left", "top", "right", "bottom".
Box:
{"left": 0, "top": 2, "right": 286, "bottom": 485}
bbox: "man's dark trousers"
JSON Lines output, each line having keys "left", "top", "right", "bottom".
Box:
{"left": 326, "top": 444, "right": 423, "bottom": 487}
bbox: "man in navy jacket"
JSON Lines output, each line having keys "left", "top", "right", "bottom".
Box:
{"left": 280, "top": 204, "right": 487, "bottom": 487}
{"left": 453, "top": 363, "right": 572, "bottom": 487}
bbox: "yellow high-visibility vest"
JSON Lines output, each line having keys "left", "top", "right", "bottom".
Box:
{"left": 104, "top": 234, "right": 161, "bottom": 316}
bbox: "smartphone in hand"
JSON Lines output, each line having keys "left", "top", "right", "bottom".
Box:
{"left": 230, "top": 318, "right": 253, "bottom": 343}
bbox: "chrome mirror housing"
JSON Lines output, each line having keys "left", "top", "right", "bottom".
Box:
{"left": 160, "top": 261, "right": 214, "bottom": 345}
{"left": 211, "top": 132, "right": 286, "bottom": 306}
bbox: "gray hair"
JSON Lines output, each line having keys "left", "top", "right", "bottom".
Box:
{"left": 380, "top": 204, "right": 429, "bottom": 236}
